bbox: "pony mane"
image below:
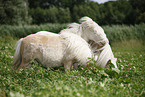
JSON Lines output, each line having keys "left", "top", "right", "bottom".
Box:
{"left": 60, "top": 23, "right": 82, "bottom": 36}
{"left": 67, "top": 23, "right": 80, "bottom": 29}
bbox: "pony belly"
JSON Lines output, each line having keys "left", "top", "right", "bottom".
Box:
{"left": 41, "top": 61, "right": 63, "bottom": 67}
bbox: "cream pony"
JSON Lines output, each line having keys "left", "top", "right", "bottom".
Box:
{"left": 13, "top": 30, "right": 92, "bottom": 71}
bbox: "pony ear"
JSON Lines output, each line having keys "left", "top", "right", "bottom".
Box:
{"left": 79, "top": 16, "right": 93, "bottom": 23}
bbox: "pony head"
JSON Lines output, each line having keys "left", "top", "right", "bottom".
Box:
{"left": 79, "top": 16, "right": 109, "bottom": 44}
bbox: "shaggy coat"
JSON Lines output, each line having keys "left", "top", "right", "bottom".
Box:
{"left": 13, "top": 31, "right": 92, "bottom": 71}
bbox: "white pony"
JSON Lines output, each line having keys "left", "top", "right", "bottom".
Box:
{"left": 67, "top": 16, "right": 118, "bottom": 69}
{"left": 13, "top": 30, "right": 92, "bottom": 71}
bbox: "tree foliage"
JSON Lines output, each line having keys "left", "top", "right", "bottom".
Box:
{"left": 28, "top": 0, "right": 88, "bottom": 9}
{"left": 0, "top": 0, "right": 31, "bottom": 25}
{"left": 73, "top": 2, "right": 100, "bottom": 22}
{"left": 100, "top": 1, "right": 133, "bottom": 24}
{"left": 0, "top": 0, "right": 144, "bottom": 25}
{"left": 29, "top": 6, "right": 71, "bottom": 24}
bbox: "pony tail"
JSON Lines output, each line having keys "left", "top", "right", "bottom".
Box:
{"left": 12, "top": 38, "right": 23, "bottom": 70}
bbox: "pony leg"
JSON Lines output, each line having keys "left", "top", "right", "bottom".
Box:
{"left": 73, "top": 62, "right": 78, "bottom": 70}
{"left": 64, "top": 61, "right": 72, "bottom": 71}
{"left": 17, "top": 61, "right": 29, "bottom": 70}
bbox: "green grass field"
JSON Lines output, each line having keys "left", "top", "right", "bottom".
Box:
{"left": 0, "top": 37, "right": 145, "bottom": 97}
{"left": 0, "top": 24, "right": 145, "bottom": 97}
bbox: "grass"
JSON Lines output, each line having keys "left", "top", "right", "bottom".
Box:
{"left": 0, "top": 35, "right": 145, "bottom": 97}
{"left": 103, "top": 24, "right": 145, "bottom": 44}
{"left": 0, "top": 23, "right": 67, "bottom": 38}
{"left": 0, "top": 23, "right": 145, "bottom": 44}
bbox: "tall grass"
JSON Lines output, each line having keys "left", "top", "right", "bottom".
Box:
{"left": 0, "top": 23, "right": 67, "bottom": 38}
{"left": 103, "top": 24, "right": 145, "bottom": 43}
{"left": 0, "top": 23, "right": 145, "bottom": 43}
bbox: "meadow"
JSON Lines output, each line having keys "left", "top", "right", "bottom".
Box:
{"left": 0, "top": 24, "right": 145, "bottom": 97}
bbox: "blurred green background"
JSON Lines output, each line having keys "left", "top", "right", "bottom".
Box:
{"left": 0, "top": 0, "right": 145, "bottom": 25}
